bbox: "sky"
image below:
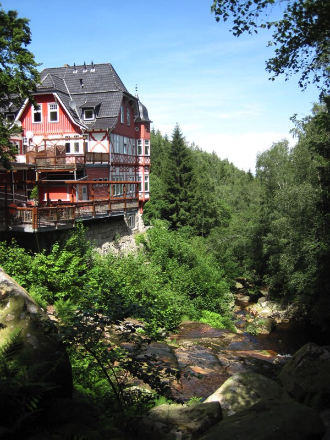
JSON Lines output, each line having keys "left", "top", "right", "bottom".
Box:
{"left": 2, "top": 0, "right": 320, "bottom": 172}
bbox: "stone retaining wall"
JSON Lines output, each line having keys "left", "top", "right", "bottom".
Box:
{"left": 85, "top": 212, "right": 145, "bottom": 255}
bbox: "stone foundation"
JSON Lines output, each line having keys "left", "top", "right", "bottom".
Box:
{"left": 85, "top": 212, "right": 146, "bottom": 255}
{"left": 0, "top": 211, "right": 146, "bottom": 255}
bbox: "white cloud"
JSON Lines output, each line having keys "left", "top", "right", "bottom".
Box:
{"left": 185, "top": 131, "right": 295, "bottom": 172}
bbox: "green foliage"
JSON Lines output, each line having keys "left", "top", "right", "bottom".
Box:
{"left": 199, "top": 310, "right": 236, "bottom": 331}
{"left": 0, "top": 6, "right": 40, "bottom": 168}
{"left": 211, "top": 0, "right": 330, "bottom": 94}
{"left": 0, "top": 330, "right": 109, "bottom": 439}
{"left": 59, "top": 306, "right": 182, "bottom": 419}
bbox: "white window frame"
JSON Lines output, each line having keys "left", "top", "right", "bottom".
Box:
{"left": 113, "top": 176, "right": 123, "bottom": 196}
{"left": 137, "top": 140, "right": 143, "bottom": 156}
{"left": 144, "top": 175, "right": 149, "bottom": 192}
{"left": 65, "top": 135, "right": 81, "bottom": 154}
{"left": 6, "top": 113, "right": 15, "bottom": 123}
{"left": 123, "top": 137, "right": 128, "bottom": 154}
{"left": 48, "top": 103, "right": 59, "bottom": 122}
{"left": 83, "top": 108, "right": 95, "bottom": 120}
{"left": 120, "top": 105, "right": 124, "bottom": 124}
{"left": 126, "top": 107, "right": 130, "bottom": 126}
{"left": 137, "top": 175, "right": 142, "bottom": 192}
{"left": 144, "top": 140, "right": 150, "bottom": 156}
{"left": 32, "top": 105, "right": 42, "bottom": 123}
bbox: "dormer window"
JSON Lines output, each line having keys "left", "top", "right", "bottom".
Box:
{"left": 5, "top": 113, "right": 15, "bottom": 123}
{"left": 80, "top": 101, "right": 100, "bottom": 121}
{"left": 33, "top": 105, "right": 42, "bottom": 123}
{"left": 48, "top": 103, "right": 58, "bottom": 122}
{"left": 83, "top": 108, "right": 95, "bottom": 120}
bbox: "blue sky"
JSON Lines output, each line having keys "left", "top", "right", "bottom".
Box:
{"left": 3, "top": 0, "right": 320, "bottom": 172}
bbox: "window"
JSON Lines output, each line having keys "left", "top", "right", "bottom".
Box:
{"left": 6, "top": 113, "right": 15, "bottom": 123}
{"left": 112, "top": 176, "right": 123, "bottom": 196}
{"left": 145, "top": 140, "right": 150, "bottom": 156}
{"left": 120, "top": 105, "right": 124, "bottom": 124}
{"left": 123, "top": 138, "right": 127, "bottom": 154}
{"left": 144, "top": 175, "right": 149, "bottom": 192}
{"left": 48, "top": 103, "right": 58, "bottom": 122}
{"left": 127, "top": 176, "right": 135, "bottom": 194}
{"left": 127, "top": 107, "right": 130, "bottom": 126}
{"left": 65, "top": 136, "right": 81, "bottom": 154}
{"left": 83, "top": 108, "right": 94, "bottom": 120}
{"left": 127, "top": 214, "right": 135, "bottom": 229}
{"left": 33, "top": 106, "right": 42, "bottom": 123}
{"left": 137, "top": 140, "right": 143, "bottom": 155}
{"left": 65, "top": 136, "right": 70, "bottom": 154}
{"left": 73, "top": 135, "right": 80, "bottom": 153}
{"left": 137, "top": 176, "right": 142, "bottom": 192}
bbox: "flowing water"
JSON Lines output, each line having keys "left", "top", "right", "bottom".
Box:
{"left": 236, "top": 300, "right": 329, "bottom": 355}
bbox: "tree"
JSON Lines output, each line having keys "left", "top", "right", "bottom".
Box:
{"left": 162, "top": 124, "right": 194, "bottom": 229}
{"left": 211, "top": 0, "right": 330, "bottom": 94}
{"left": 0, "top": 6, "right": 39, "bottom": 168}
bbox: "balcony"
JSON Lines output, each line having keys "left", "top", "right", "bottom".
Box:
{"left": 0, "top": 181, "right": 140, "bottom": 232}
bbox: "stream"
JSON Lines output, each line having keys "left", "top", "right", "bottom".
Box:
{"left": 235, "top": 299, "right": 329, "bottom": 355}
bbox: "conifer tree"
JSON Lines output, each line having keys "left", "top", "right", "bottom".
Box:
{"left": 162, "top": 124, "right": 194, "bottom": 229}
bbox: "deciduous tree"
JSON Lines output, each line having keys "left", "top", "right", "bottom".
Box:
{"left": 0, "top": 6, "right": 39, "bottom": 168}
{"left": 211, "top": 0, "right": 330, "bottom": 93}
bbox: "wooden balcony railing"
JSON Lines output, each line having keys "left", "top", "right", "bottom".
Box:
{"left": 18, "top": 151, "right": 150, "bottom": 168}
{"left": 0, "top": 181, "right": 140, "bottom": 231}
{"left": 0, "top": 198, "right": 139, "bottom": 231}
{"left": 35, "top": 155, "right": 85, "bottom": 170}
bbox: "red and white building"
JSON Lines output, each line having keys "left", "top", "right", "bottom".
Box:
{"left": 0, "top": 62, "right": 151, "bottom": 232}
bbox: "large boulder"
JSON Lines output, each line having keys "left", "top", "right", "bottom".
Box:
{"left": 279, "top": 342, "right": 330, "bottom": 402}
{"left": 204, "top": 372, "right": 289, "bottom": 417}
{"left": 138, "top": 402, "right": 222, "bottom": 440}
{"left": 199, "top": 398, "right": 326, "bottom": 440}
{"left": 0, "top": 268, "right": 72, "bottom": 398}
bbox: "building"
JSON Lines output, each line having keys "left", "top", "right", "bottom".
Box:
{"left": 0, "top": 62, "right": 151, "bottom": 232}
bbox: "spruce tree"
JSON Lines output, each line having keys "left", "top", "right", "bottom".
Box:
{"left": 163, "top": 124, "right": 194, "bottom": 229}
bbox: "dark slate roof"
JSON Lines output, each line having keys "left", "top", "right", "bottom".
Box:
{"left": 79, "top": 101, "right": 102, "bottom": 108}
{"left": 35, "top": 63, "right": 150, "bottom": 130}
{"left": 136, "top": 100, "right": 152, "bottom": 122}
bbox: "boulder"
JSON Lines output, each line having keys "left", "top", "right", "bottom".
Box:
{"left": 199, "top": 398, "right": 326, "bottom": 440}
{"left": 204, "top": 372, "right": 289, "bottom": 417}
{"left": 0, "top": 268, "right": 72, "bottom": 398}
{"left": 236, "top": 293, "right": 250, "bottom": 302}
{"left": 279, "top": 342, "right": 330, "bottom": 401}
{"left": 138, "top": 402, "right": 222, "bottom": 440}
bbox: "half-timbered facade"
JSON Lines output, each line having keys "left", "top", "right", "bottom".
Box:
{"left": 0, "top": 63, "right": 151, "bottom": 232}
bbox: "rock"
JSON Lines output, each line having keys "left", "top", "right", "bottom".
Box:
{"left": 236, "top": 293, "right": 250, "bottom": 302}
{"left": 279, "top": 342, "right": 330, "bottom": 401}
{"left": 199, "top": 398, "right": 326, "bottom": 440}
{"left": 235, "top": 282, "right": 244, "bottom": 290}
{"left": 259, "top": 286, "right": 269, "bottom": 297}
{"left": 138, "top": 402, "right": 222, "bottom": 440}
{"left": 0, "top": 268, "right": 72, "bottom": 398}
{"left": 204, "top": 372, "right": 289, "bottom": 417}
{"left": 255, "top": 317, "right": 276, "bottom": 334}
